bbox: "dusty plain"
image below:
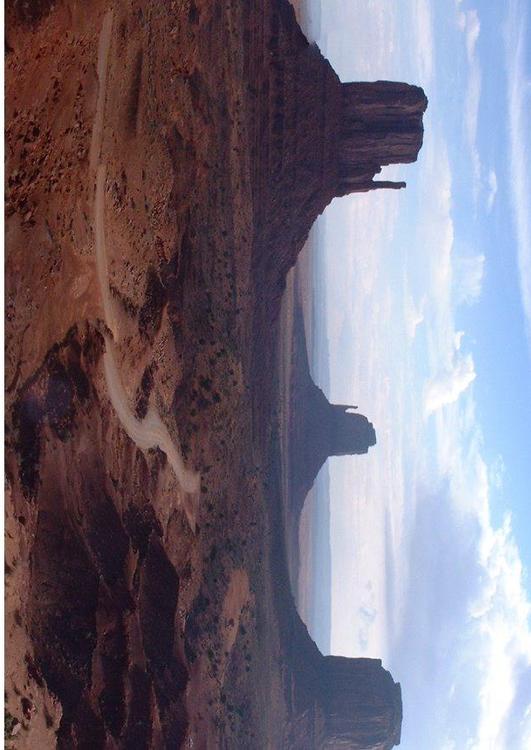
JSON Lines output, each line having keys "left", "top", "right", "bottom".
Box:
{"left": 5, "top": 1, "right": 294, "bottom": 746}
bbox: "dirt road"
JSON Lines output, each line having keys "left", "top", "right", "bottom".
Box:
{"left": 92, "top": 13, "right": 200, "bottom": 504}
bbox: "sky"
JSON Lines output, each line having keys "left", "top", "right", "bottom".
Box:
{"left": 301, "top": 1, "right": 531, "bottom": 748}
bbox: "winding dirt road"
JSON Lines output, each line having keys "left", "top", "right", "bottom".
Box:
{"left": 92, "top": 13, "right": 200, "bottom": 503}
{"left": 89, "top": 10, "right": 113, "bottom": 175}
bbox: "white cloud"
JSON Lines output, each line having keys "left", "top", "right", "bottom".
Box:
{"left": 412, "top": 0, "right": 435, "bottom": 85}
{"left": 424, "top": 352, "right": 476, "bottom": 415}
{"left": 398, "top": 120, "right": 528, "bottom": 746}
{"left": 464, "top": 9, "right": 481, "bottom": 62}
{"left": 489, "top": 454, "right": 506, "bottom": 491}
{"left": 454, "top": 254, "right": 485, "bottom": 305}
{"left": 506, "top": 0, "right": 531, "bottom": 350}
{"left": 316, "top": 0, "right": 434, "bottom": 88}
{"left": 405, "top": 293, "right": 425, "bottom": 341}
{"left": 357, "top": 603, "right": 378, "bottom": 651}
{"left": 416, "top": 139, "right": 455, "bottom": 312}
{"left": 458, "top": 14, "right": 502, "bottom": 215}
{"left": 318, "top": 4, "right": 530, "bottom": 750}
{"left": 460, "top": 10, "right": 483, "bottom": 202}
{"left": 392, "top": 410, "right": 531, "bottom": 749}
{"left": 314, "top": 0, "right": 400, "bottom": 81}
{"left": 487, "top": 169, "right": 498, "bottom": 212}
{"left": 469, "top": 513, "right": 531, "bottom": 750}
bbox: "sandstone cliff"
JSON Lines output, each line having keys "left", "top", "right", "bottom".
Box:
{"left": 271, "top": 533, "right": 402, "bottom": 750}
{"left": 247, "top": 0, "right": 427, "bottom": 294}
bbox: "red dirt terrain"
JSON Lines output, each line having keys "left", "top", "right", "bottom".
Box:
{"left": 5, "top": 1, "right": 426, "bottom": 747}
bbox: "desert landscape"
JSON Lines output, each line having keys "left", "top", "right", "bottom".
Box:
{"left": 4, "top": 1, "right": 426, "bottom": 747}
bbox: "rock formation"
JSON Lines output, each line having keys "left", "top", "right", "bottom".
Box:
{"left": 286, "top": 649, "right": 403, "bottom": 750}
{"left": 258, "top": 6, "right": 427, "bottom": 746}
{"left": 277, "top": 299, "right": 402, "bottom": 749}
{"left": 286, "top": 298, "right": 375, "bottom": 537}
{"left": 290, "top": 386, "right": 377, "bottom": 520}
{"left": 317, "top": 657, "right": 402, "bottom": 749}
{"left": 274, "top": 528, "right": 402, "bottom": 750}
{"left": 249, "top": 0, "right": 428, "bottom": 295}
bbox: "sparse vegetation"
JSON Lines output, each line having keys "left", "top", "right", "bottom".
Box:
{"left": 4, "top": 709, "right": 19, "bottom": 742}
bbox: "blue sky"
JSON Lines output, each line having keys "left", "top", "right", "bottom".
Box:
{"left": 299, "top": 0, "right": 531, "bottom": 747}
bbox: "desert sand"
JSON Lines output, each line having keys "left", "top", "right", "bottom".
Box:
{"left": 6, "top": 1, "right": 282, "bottom": 745}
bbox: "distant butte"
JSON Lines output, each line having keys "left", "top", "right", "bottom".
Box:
{"left": 250, "top": 1, "right": 427, "bottom": 300}
{"left": 253, "top": 3, "right": 426, "bottom": 748}
{"left": 285, "top": 297, "right": 376, "bottom": 575}
{"left": 277, "top": 294, "right": 400, "bottom": 750}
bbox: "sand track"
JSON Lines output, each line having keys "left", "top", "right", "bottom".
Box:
{"left": 89, "top": 10, "right": 113, "bottom": 175}
{"left": 92, "top": 14, "right": 200, "bottom": 506}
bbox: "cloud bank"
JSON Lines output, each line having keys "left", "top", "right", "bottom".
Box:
{"left": 506, "top": 0, "right": 531, "bottom": 351}
{"left": 424, "top": 353, "right": 476, "bottom": 415}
